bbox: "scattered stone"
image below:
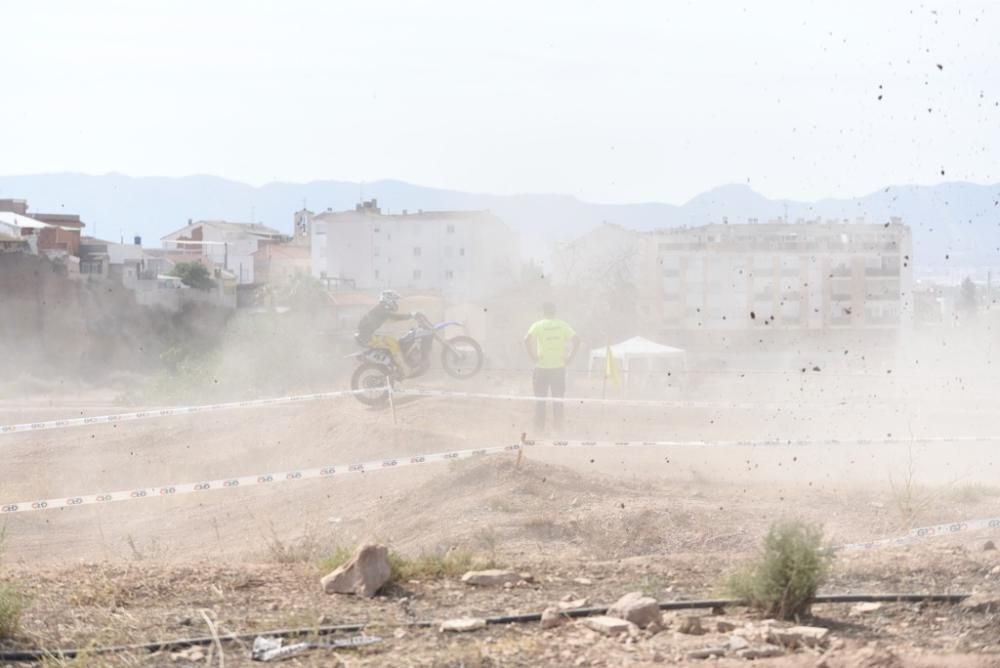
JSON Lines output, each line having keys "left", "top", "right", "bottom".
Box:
{"left": 686, "top": 646, "right": 726, "bottom": 660}
{"left": 573, "top": 577, "right": 593, "bottom": 585}
{"left": 850, "top": 601, "right": 884, "bottom": 616}
{"left": 737, "top": 644, "right": 785, "bottom": 660}
{"left": 541, "top": 607, "right": 563, "bottom": 629}
{"left": 440, "top": 617, "right": 487, "bottom": 633}
{"left": 607, "top": 592, "right": 660, "bottom": 628}
{"left": 461, "top": 569, "right": 520, "bottom": 586}
{"left": 583, "top": 615, "right": 632, "bottom": 636}
{"left": 393, "top": 628, "right": 407, "bottom": 639}
{"left": 321, "top": 543, "right": 391, "bottom": 598}
{"left": 961, "top": 592, "right": 1000, "bottom": 614}
{"left": 170, "top": 647, "right": 206, "bottom": 663}
{"left": 677, "top": 615, "right": 705, "bottom": 636}
{"left": 716, "top": 619, "right": 737, "bottom": 632}
{"left": 727, "top": 635, "right": 750, "bottom": 652}
{"left": 559, "top": 597, "right": 589, "bottom": 610}
{"left": 767, "top": 625, "right": 830, "bottom": 649}
{"left": 983, "top": 540, "right": 996, "bottom": 551}
{"left": 852, "top": 644, "right": 903, "bottom": 668}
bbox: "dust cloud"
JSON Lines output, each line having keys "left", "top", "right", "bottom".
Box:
{"left": 1, "top": 247, "right": 998, "bottom": 568}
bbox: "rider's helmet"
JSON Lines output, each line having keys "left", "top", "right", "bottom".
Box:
{"left": 379, "top": 289, "right": 401, "bottom": 312}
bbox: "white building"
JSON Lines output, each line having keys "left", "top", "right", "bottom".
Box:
{"left": 161, "top": 220, "right": 286, "bottom": 285}
{"left": 306, "top": 199, "right": 519, "bottom": 300}
{"left": 555, "top": 218, "right": 915, "bottom": 333}
{"left": 650, "top": 220, "right": 914, "bottom": 331}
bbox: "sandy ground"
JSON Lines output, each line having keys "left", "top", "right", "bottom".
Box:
{"left": 2, "top": 371, "right": 1000, "bottom": 665}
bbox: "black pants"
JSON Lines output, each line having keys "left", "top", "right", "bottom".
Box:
{"left": 533, "top": 367, "right": 566, "bottom": 430}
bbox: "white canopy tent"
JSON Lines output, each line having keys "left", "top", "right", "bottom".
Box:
{"left": 588, "top": 336, "right": 687, "bottom": 388}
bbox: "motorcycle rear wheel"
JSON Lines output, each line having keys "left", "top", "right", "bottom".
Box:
{"left": 350, "top": 362, "right": 393, "bottom": 406}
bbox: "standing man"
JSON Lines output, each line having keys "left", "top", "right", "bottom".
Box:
{"left": 524, "top": 303, "right": 580, "bottom": 432}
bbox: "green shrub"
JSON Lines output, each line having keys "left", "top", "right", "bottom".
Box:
{"left": 727, "top": 519, "right": 831, "bottom": 620}
{"left": 317, "top": 546, "right": 354, "bottom": 573}
{"left": 0, "top": 583, "right": 26, "bottom": 639}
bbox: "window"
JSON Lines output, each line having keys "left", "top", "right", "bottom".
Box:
{"left": 459, "top": 248, "right": 466, "bottom": 256}
{"left": 374, "top": 269, "right": 380, "bottom": 279}
{"left": 373, "top": 247, "right": 380, "bottom": 256}
{"left": 373, "top": 226, "right": 380, "bottom": 233}
{"left": 445, "top": 270, "right": 454, "bottom": 279}
{"left": 413, "top": 269, "right": 422, "bottom": 280}
{"left": 445, "top": 246, "right": 453, "bottom": 257}
{"left": 447, "top": 224, "right": 455, "bottom": 234}
{"left": 414, "top": 247, "right": 422, "bottom": 256}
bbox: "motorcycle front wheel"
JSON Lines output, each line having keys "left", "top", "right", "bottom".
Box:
{"left": 350, "top": 362, "right": 393, "bottom": 406}
{"left": 440, "top": 336, "right": 484, "bottom": 379}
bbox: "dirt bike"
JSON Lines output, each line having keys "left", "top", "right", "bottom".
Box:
{"left": 348, "top": 312, "right": 484, "bottom": 406}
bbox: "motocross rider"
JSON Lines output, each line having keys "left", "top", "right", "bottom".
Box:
{"left": 357, "top": 289, "right": 415, "bottom": 378}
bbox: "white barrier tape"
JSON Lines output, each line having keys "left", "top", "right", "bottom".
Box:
{"left": 397, "top": 387, "right": 894, "bottom": 410}
{"left": 525, "top": 436, "right": 999, "bottom": 448}
{"left": 835, "top": 516, "right": 1000, "bottom": 552}
{"left": 0, "top": 444, "right": 519, "bottom": 515}
{"left": 0, "top": 389, "right": 365, "bottom": 437}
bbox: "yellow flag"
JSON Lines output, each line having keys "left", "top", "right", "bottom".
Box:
{"left": 605, "top": 346, "right": 620, "bottom": 386}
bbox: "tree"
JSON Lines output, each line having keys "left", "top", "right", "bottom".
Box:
{"left": 171, "top": 262, "right": 216, "bottom": 290}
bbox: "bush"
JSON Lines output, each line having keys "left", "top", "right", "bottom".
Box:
{"left": 727, "top": 519, "right": 831, "bottom": 620}
{"left": 170, "top": 261, "right": 216, "bottom": 290}
{"left": 0, "top": 583, "right": 26, "bottom": 639}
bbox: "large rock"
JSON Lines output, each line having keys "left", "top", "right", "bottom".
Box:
{"left": 320, "top": 543, "right": 392, "bottom": 598}
{"left": 460, "top": 569, "right": 520, "bottom": 586}
{"left": 607, "top": 592, "right": 660, "bottom": 629}
{"left": 583, "top": 615, "right": 632, "bottom": 636}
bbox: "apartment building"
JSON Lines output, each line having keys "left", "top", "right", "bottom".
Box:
{"left": 306, "top": 199, "right": 519, "bottom": 300}
{"left": 647, "top": 219, "right": 913, "bottom": 331}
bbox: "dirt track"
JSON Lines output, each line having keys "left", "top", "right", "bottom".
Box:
{"left": 2, "top": 374, "right": 1000, "bottom": 562}
{"left": 2, "top": 374, "right": 1000, "bottom": 665}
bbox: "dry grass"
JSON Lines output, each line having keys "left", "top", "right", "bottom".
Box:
{"left": 888, "top": 450, "right": 933, "bottom": 528}
{"left": 0, "top": 582, "right": 26, "bottom": 640}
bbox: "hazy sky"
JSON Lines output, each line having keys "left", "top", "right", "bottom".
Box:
{"left": 1, "top": 1, "right": 997, "bottom": 204}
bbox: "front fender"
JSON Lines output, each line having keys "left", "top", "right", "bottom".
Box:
{"left": 433, "top": 320, "right": 465, "bottom": 331}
